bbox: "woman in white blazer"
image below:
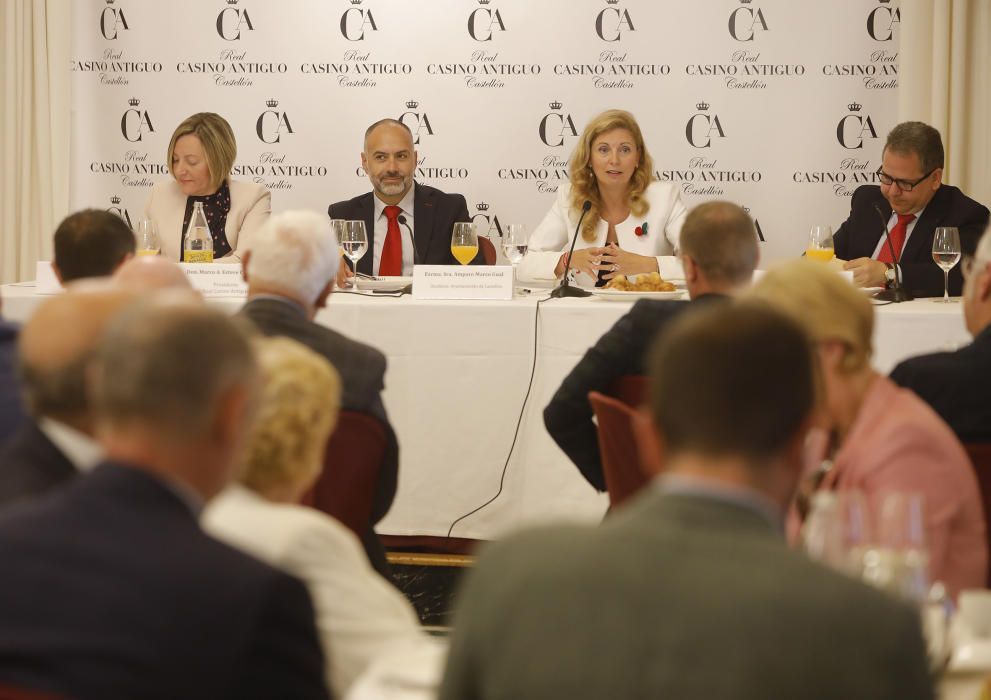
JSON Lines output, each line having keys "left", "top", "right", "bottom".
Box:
{"left": 203, "top": 337, "right": 427, "bottom": 699}
{"left": 144, "top": 112, "right": 270, "bottom": 262}
{"left": 518, "top": 109, "right": 688, "bottom": 286}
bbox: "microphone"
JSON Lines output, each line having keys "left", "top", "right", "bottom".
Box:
{"left": 872, "top": 203, "right": 913, "bottom": 303}
{"left": 549, "top": 200, "right": 593, "bottom": 299}
{"left": 397, "top": 214, "right": 418, "bottom": 267}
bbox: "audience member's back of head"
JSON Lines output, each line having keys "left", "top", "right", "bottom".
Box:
{"left": 91, "top": 297, "right": 258, "bottom": 442}
{"left": 748, "top": 259, "right": 874, "bottom": 374}
{"left": 679, "top": 201, "right": 759, "bottom": 287}
{"left": 648, "top": 302, "right": 814, "bottom": 464}
{"left": 53, "top": 210, "right": 136, "bottom": 283}
{"left": 18, "top": 287, "right": 139, "bottom": 424}
{"left": 240, "top": 336, "right": 341, "bottom": 497}
{"left": 246, "top": 210, "right": 339, "bottom": 306}
{"left": 112, "top": 255, "right": 196, "bottom": 295}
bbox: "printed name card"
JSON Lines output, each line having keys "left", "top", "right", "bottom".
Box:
{"left": 35, "top": 262, "right": 62, "bottom": 294}
{"left": 412, "top": 265, "right": 514, "bottom": 300}
{"left": 179, "top": 263, "right": 247, "bottom": 297}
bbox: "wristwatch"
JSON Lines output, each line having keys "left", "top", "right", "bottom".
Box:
{"left": 884, "top": 264, "right": 897, "bottom": 287}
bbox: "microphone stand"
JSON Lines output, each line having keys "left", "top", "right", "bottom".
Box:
{"left": 550, "top": 200, "right": 593, "bottom": 299}
{"left": 397, "top": 214, "right": 418, "bottom": 267}
{"left": 397, "top": 214, "right": 416, "bottom": 295}
{"left": 872, "top": 204, "right": 913, "bottom": 303}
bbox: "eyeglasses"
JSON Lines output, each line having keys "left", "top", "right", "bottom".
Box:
{"left": 876, "top": 167, "right": 937, "bottom": 192}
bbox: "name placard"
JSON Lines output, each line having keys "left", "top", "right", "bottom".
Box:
{"left": 412, "top": 265, "right": 514, "bottom": 300}
{"left": 35, "top": 262, "right": 62, "bottom": 294}
{"left": 179, "top": 263, "right": 247, "bottom": 297}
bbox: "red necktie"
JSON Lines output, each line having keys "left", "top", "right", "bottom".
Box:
{"left": 379, "top": 205, "right": 403, "bottom": 276}
{"left": 876, "top": 213, "right": 915, "bottom": 263}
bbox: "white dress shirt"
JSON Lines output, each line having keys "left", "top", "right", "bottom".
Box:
{"left": 372, "top": 187, "right": 416, "bottom": 276}
{"left": 38, "top": 418, "right": 102, "bottom": 472}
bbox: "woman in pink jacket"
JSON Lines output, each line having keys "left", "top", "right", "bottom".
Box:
{"left": 748, "top": 259, "right": 986, "bottom": 598}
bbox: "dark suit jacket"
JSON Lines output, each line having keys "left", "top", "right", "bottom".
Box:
{"left": 0, "top": 462, "right": 329, "bottom": 700}
{"left": 440, "top": 489, "right": 934, "bottom": 700}
{"left": 0, "top": 420, "right": 76, "bottom": 508}
{"left": 240, "top": 296, "right": 398, "bottom": 578}
{"left": 890, "top": 324, "right": 991, "bottom": 443}
{"left": 833, "top": 184, "right": 990, "bottom": 297}
{"left": 544, "top": 295, "right": 725, "bottom": 491}
{"left": 328, "top": 182, "right": 480, "bottom": 273}
{"left": 0, "top": 320, "right": 25, "bottom": 447}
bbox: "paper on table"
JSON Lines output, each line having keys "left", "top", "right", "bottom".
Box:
{"left": 35, "top": 262, "right": 63, "bottom": 295}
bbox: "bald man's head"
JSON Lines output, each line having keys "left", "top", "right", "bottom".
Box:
{"left": 113, "top": 256, "right": 196, "bottom": 295}
{"left": 19, "top": 288, "right": 139, "bottom": 427}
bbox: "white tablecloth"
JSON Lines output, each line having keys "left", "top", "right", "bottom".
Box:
{"left": 0, "top": 284, "right": 972, "bottom": 540}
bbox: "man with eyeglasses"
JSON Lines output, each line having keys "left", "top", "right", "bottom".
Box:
{"left": 833, "top": 121, "right": 989, "bottom": 297}
{"left": 890, "top": 230, "right": 991, "bottom": 443}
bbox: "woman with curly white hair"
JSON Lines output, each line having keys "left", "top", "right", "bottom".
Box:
{"left": 204, "top": 336, "right": 425, "bottom": 698}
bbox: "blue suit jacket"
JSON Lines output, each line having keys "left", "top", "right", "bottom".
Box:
{"left": 543, "top": 295, "right": 726, "bottom": 491}
{"left": 890, "top": 325, "right": 991, "bottom": 443}
{"left": 0, "top": 463, "right": 330, "bottom": 700}
{"left": 0, "top": 320, "right": 25, "bottom": 448}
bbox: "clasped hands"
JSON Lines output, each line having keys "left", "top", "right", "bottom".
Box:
{"left": 840, "top": 257, "right": 889, "bottom": 288}
{"left": 556, "top": 243, "right": 659, "bottom": 281}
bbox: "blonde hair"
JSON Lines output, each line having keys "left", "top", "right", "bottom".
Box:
{"left": 240, "top": 337, "right": 342, "bottom": 494}
{"left": 167, "top": 112, "right": 237, "bottom": 193}
{"left": 569, "top": 109, "right": 653, "bottom": 243}
{"left": 746, "top": 260, "right": 873, "bottom": 374}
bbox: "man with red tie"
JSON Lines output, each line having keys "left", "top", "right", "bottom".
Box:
{"left": 328, "top": 119, "right": 478, "bottom": 280}
{"left": 835, "top": 121, "right": 989, "bottom": 297}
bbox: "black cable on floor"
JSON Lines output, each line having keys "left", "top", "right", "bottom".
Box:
{"left": 446, "top": 294, "right": 551, "bottom": 538}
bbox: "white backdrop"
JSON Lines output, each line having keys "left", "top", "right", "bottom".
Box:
{"left": 70, "top": 0, "right": 902, "bottom": 263}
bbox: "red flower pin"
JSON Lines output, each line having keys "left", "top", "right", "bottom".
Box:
{"left": 635, "top": 222, "right": 649, "bottom": 237}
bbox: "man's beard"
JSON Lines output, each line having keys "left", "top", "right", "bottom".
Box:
{"left": 375, "top": 174, "right": 410, "bottom": 197}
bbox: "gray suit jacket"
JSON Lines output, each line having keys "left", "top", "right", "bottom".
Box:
{"left": 441, "top": 489, "right": 934, "bottom": 700}
{"left": 240, "top": 296, "right": 389, "bottom": 424}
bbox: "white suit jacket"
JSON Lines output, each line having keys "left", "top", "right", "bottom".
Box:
{"left": 518, "top": 181, "right": 688, "bottom": 284}
{"left": 203, "top": 486, "right": 426, "bottom": 699}
{"left": 143, "top": 178, "right": 271, "bottom": 262}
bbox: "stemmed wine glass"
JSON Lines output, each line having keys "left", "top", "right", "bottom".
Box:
{"left": 451, "top": 222, "right": 478, "bottom": 266}
{"left": 873, "top": 491, "right": 929, "bottom": 602}
{"left": 340, "top": 220, "right": 368, "bottom": 290}
{"left": 502, "top": 224, "right": 528, "bottom": 282}
{"left": 806, "top": 225, "right": 834, "bottom": 262}
{"left": 802, "top": 489, "right": 871, "bottom": 576}
{"left": 135, "top": 219, "right": 161, "bottom": 256}
{"left": 932, "top": 227, "right": 961, "bottom": 303}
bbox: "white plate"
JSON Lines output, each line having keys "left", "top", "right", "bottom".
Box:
{"left": 590, "top": 289, "right": 686, "bottom": 301}
{"left": 355, "top": 276, "right": 412, "bottom": 292}
{"left": 860, "top": 286, "right": 885, "bottom": 296}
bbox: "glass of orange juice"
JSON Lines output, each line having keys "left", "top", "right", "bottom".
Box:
{"left": 806, "top": 225, "right": 834, "bottom": 262}
{"left": 451, "top": 222, "right": 478, "bottom": 265}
